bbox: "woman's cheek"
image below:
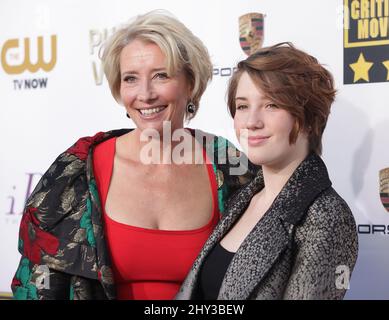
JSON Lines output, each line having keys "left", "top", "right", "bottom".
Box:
{"left": 233, "top": 120, "right": 240, "bottom": 140}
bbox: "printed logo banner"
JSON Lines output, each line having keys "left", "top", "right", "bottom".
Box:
{"left": 239, "top": 13, "right": 264, "bottom": 56}
{"left": 343, "top": 0, "right": 389, "bottom": 84}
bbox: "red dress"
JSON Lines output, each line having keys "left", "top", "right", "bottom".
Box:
{"left": 93, "top": 137, "right": 219, "bottom": 299}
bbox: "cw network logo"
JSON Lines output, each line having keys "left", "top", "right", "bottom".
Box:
{"left": 1, "top": 35, "right": 57, "bottom": 90}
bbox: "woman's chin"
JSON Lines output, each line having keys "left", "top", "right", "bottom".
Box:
{"left": 136, "top": 124, "right": 165, "bottom": 136}
{"left": 247, "top": 152, "right": 272, "bottom": 166}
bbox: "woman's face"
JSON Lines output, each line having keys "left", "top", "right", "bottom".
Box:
{"left": 119, "top": 39, "right": 190, "bottom": 134}
{"left": 234, "top": 72, "right": 308, "bottom": 168}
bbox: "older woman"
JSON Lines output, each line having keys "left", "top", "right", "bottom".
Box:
{"left": 177, "top": 43, "right": 358, "bottom": 300}
{"left": 11, "top": 11, "right": 256, "bottom": 300}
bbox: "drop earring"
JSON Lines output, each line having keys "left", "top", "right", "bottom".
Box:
{"left": 186, "top": 102, "right": 196, "bottom": 114}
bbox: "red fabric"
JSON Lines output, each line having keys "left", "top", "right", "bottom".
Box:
{"left": 93, "top": 137, "right": 219, "bottom": 300}
{"left": 67, "top": 132, "right": 105, "bottom": 160}
{"left": 19, "top": 207, "right": 60, "bottom": 265}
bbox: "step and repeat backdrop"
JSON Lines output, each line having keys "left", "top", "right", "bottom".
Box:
{"left": 1, "top": 0, "right": 388, "bottom": 299}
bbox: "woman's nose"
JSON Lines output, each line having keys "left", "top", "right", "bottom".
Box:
{"left": 137, "top": 80, "right": 157, "bottom": 102}
{"left": 246, "top": 108, "right": 264, "bottom": 129}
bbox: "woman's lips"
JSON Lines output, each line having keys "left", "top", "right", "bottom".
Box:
{"left": 247, "top": 136, "right": 270, "bottom": 146}
{"left": 137, "top": 105, "right": 167, "bottom": 120}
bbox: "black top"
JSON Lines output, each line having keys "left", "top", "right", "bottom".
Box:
{"left": 199, "top": 242, "right": 235, "bottom": 300}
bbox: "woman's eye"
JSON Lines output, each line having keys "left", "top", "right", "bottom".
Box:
{"left": 154, "top": 72, "right": 169, "bottom": 80}
{"left": 266, "top": 103, "right": 278, "bottom": 109}
{"left": 236, "top": 105, "right": 248, "bottom": 110}
{"left": 123, "top": 75, "right": 136, "bottom": 83}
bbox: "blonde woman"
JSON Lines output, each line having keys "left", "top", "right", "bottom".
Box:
{"left": 11, "top": 10, "right": 257, "bottom": 300}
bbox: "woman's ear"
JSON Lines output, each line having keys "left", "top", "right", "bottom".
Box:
{"left": 187, "top": 85, "right": 194, "bottom": 101}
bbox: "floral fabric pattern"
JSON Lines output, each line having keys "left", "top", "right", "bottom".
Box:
{"left": 11, "top": 128, "right": 258, "bottom": 300}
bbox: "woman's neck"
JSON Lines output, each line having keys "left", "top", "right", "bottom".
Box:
{"left": 260, "top": 150, "right": 309, "bottom": 204}
{"left": 128, "top": 127, "right": 202, "bottom": 165}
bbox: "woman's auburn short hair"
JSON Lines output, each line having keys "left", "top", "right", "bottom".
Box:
{"left": 227, "top": 42, "right": 336, "bottom": 155}
{"left": 100, "top": 10, "right": 213, "bottom": 120}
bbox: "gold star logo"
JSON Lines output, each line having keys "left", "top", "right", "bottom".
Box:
{"left": 349, "top": 53, "right": 374, "bottom": 83}
{"left": 382, "top": 60, "right": 389, "bottom": 81}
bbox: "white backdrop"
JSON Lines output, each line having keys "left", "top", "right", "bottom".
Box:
{"left": 1, "top": 0, "right": 388, "bottom": 299}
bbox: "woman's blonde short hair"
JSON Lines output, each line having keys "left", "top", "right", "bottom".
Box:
{"left": 100, "top": 10, "right": 213, "bottom": 120}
